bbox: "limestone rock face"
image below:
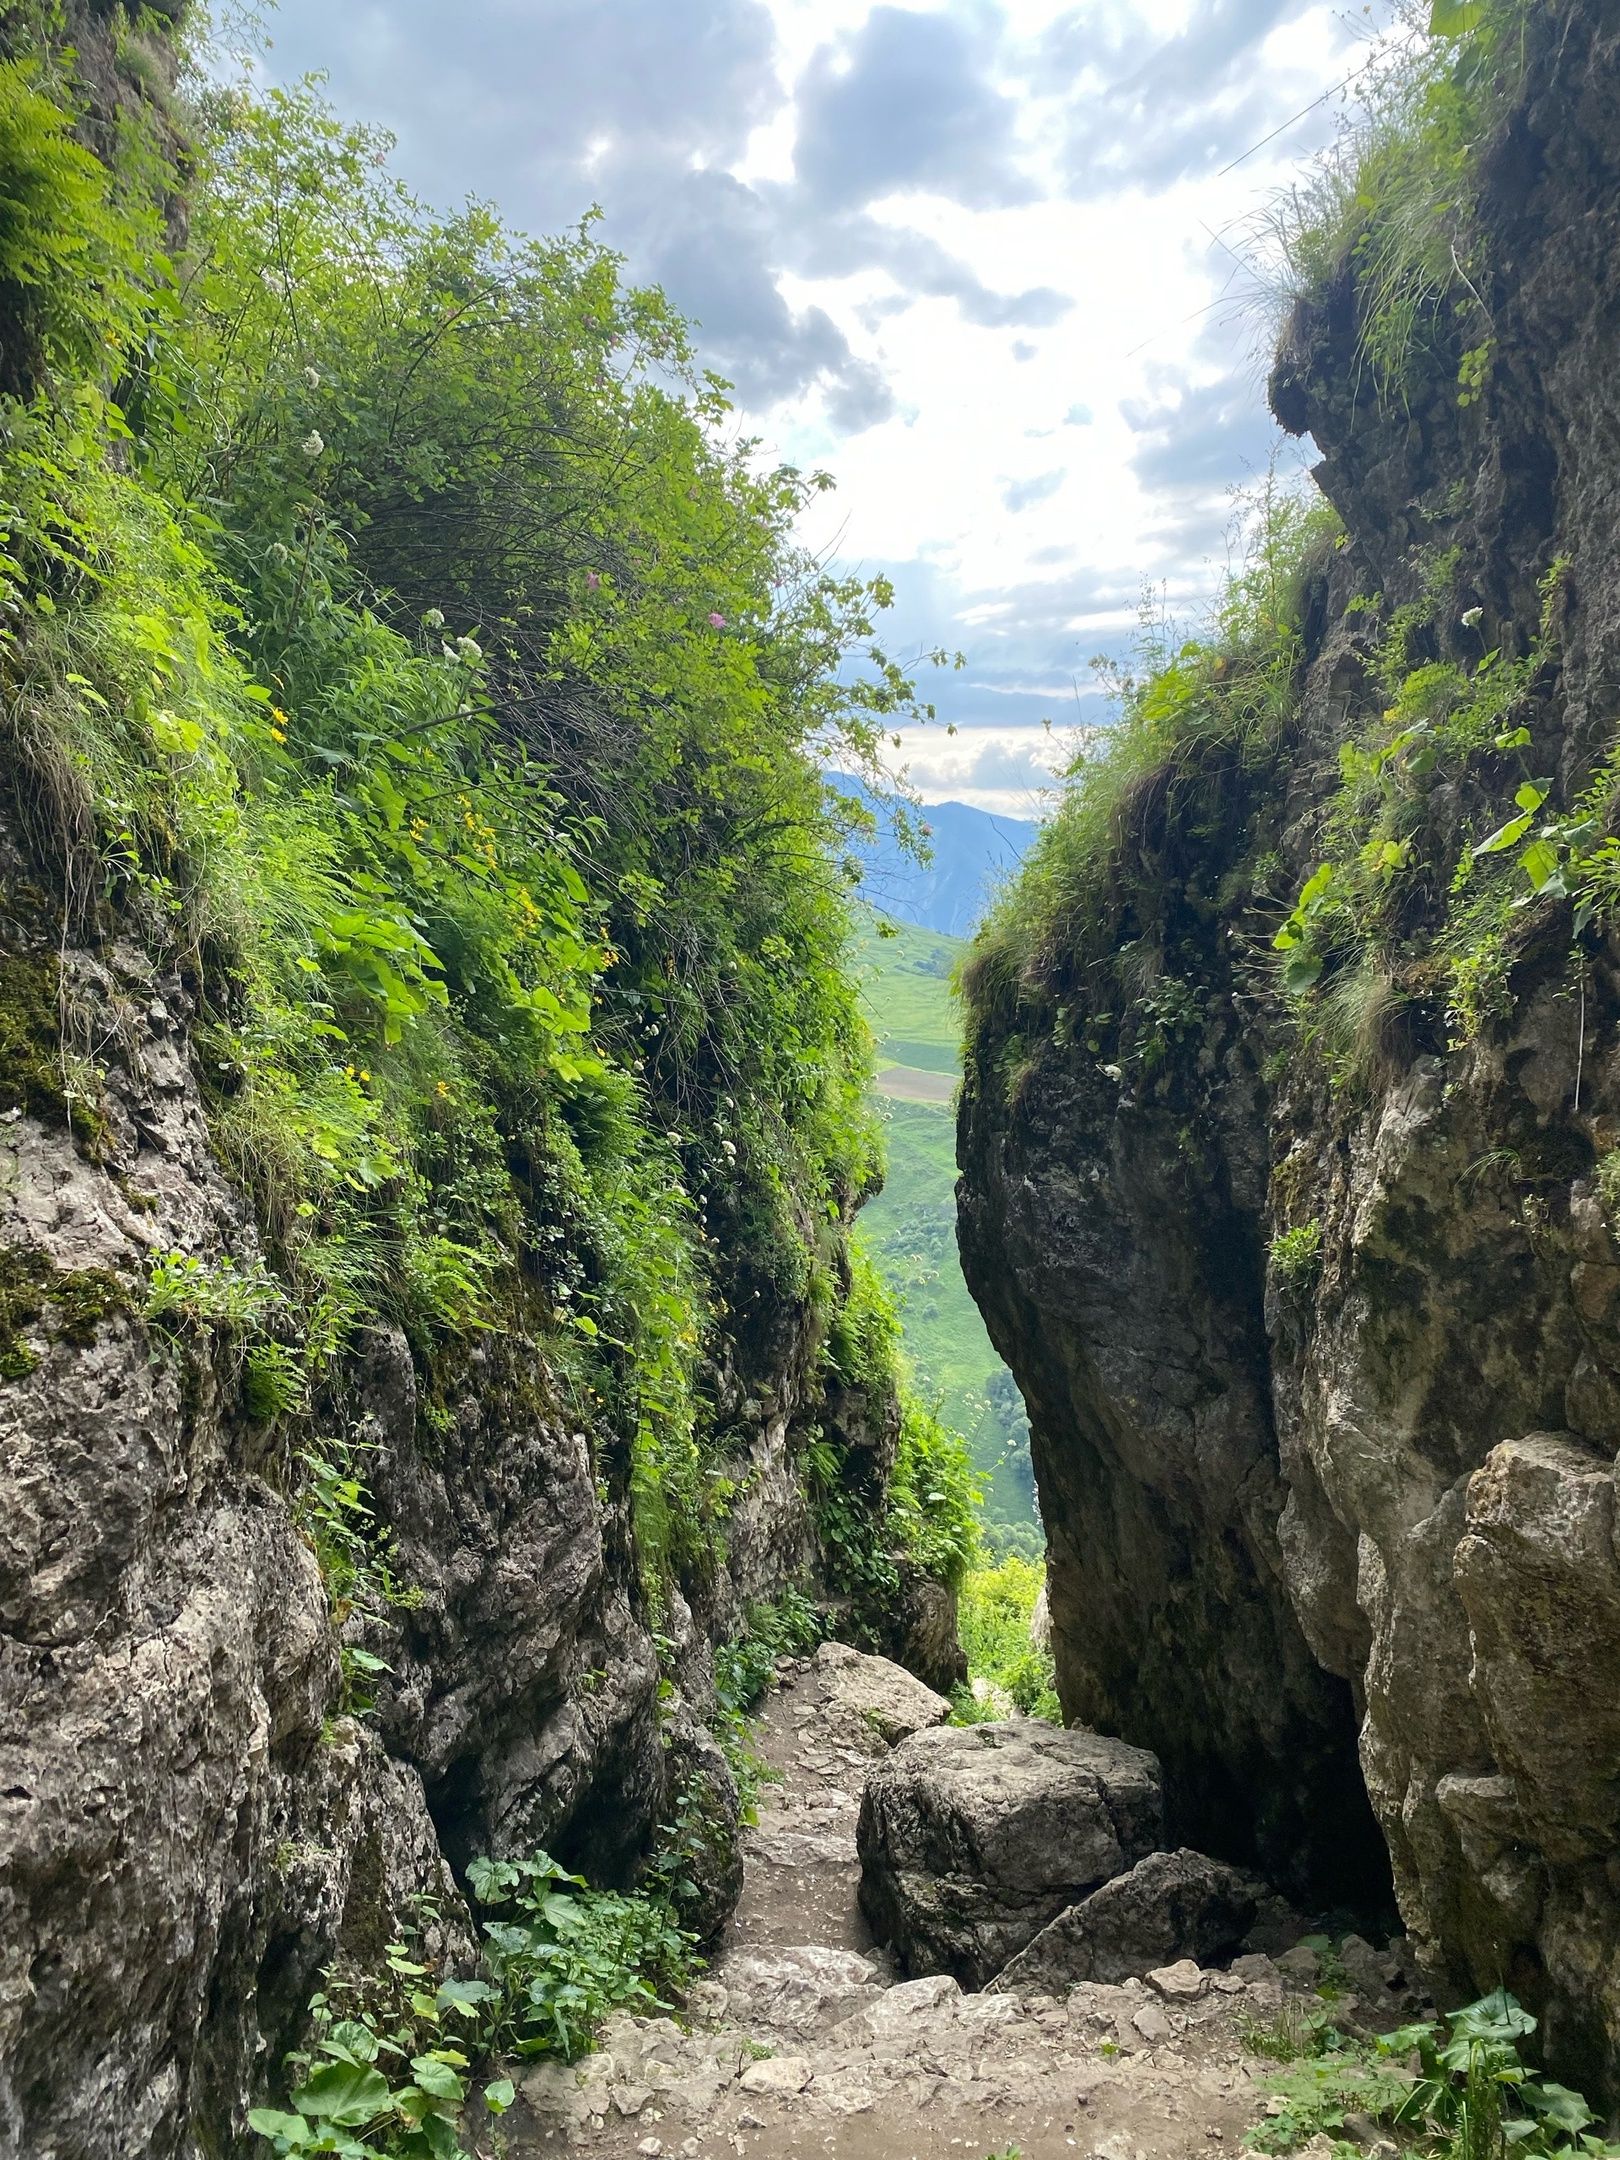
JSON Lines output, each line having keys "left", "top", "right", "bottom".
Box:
{"left": 856, "top": 1720, "right": 1163, "bottom": 1986}
{"left": 0, "top": 827, "right": 905, "bottom": 2153}
{"left": 957, "top": 0, "right": 1620, "bottom": 2098}
{"left": 811, "top": 1640, "right": 952, "bottom": 1752}
{"left": 992, "top": 1850, "right": 1263, "bottom": 1994}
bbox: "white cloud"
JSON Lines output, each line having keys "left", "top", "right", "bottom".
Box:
{"left": 256, "top": 0, "right": 1403, "bottom": 813}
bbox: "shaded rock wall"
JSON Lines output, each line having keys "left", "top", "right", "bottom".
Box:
{"left": 0, "top": 792, "right": 866, "bottom": 2157}
{"left": 960, "top": 0, "right": 1620, "bottom": 2097}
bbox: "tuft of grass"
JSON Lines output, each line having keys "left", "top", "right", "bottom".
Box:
{"left": 1251, "top": 0, "right": 1535, "bottom": 404}
{"left": 962, "top": 477, "right": 1338, "bottom": 1050}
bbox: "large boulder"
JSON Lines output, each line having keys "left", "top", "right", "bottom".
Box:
{"left": 856, "top": 1719, "right": 1163, "bottom": 1986}
{"left": 812, "top": 1640, "right": 952, "bottom": 1753}
{"left": 991, "top": 1847, "right": 1264, "bottom": 1992}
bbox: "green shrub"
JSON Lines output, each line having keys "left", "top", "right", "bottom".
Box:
{"left": 251, "top": 1850, "right": 696, "bottom": 2155}
{"left": 1270, "top": 1219, "right": 1323, "bottom": 1289}
{"left": 1243, "top": 1985, "right": 1620, "bottom": 2160}
{"left": 957, "top": 1554, "right": 1060, "bottom": 1722}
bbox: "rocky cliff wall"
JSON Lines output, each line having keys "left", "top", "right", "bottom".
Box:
{"left": 0, "top": 799, "right": 896, "bottom": 2157}
{"left": 0, "top": 9, "right": 955, "bottom": 2154}
{"left": 960, "top": 0, "right": 1620, "bottom": 2098}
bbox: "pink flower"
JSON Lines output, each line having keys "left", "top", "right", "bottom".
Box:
{"left": 585, "top": 570, "right": 600, "bottom": 591}
{"left": 709, "top": 612, "right": 727, "bottom": 629}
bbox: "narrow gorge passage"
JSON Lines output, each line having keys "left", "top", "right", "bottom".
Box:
{"left": 507, "top": 1645, "right": 1279, "bottom": 2160}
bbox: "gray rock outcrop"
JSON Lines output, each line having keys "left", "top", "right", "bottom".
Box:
{"left": 956, "top": 0, "right": 1620, "bottom": 2099}
{"left": 856, "top": 1720, "right": 1163, "bottom": 1986}
{"left": 811, "top": 1640, "right": 952, "bottom": 1751}
{"left": 992, "top": 1849, "right": 1264, "bottom": 1993}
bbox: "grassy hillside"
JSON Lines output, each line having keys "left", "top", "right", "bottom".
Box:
{"left": 855, "top": 915, "right": 1039, "bottom": 1547}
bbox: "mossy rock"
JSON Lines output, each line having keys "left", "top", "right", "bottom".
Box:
{"left": 0, "top": 946, "right": 109, "bottom": 1151}
{"left": 0, "top": 1244, "right": 132, "bottom": 1382}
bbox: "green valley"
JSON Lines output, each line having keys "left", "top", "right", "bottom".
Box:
{"left": 854, "top": 915, "right": 1039, "bottom": 1551}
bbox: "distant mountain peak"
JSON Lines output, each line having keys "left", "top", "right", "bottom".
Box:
{"left": 828, "top": 772, "right": 1038, "bottom": 939}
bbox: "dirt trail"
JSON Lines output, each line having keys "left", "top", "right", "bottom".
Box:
{"left": 505, "top": 1648, "right": 1277, "bottom": 2160}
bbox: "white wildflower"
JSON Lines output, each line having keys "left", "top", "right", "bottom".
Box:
{"left": 421, "top": 607, "right": 445, "bottom": 632}
{"left": 1461, "top": 605, "right": 1484, "bottom": 627}
{"left": 454, "top": 634, "right": 482, "bottom": 663}
{"left": 303, "top": 365, "right": 321, "bottom": 389}
{"left": 300, "top": 430, "right": 325, "bottom": 458}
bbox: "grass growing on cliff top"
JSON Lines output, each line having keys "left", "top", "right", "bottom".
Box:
{"left": 961, "top": 476, "right": 1339, "bottom": 1033}
{"left": 1255, "top": 0, "right": 1535, "bottom": 405}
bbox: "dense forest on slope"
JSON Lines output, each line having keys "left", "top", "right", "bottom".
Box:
{"left": 960, "top": 0, "right": 1620, "bottom": 2101}
{"left": 0, "top": 5, "right": 979, "bottom": 2151}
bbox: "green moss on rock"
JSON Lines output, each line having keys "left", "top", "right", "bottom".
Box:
{"left": 0, "top": 945, "right": 108, "bottom": 1151}
{"left": 0, "top": 1244, "right": 132, "bottom": 1380}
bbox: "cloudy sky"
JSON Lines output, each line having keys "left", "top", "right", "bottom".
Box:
{"left": 251, "top": 0, "right": 1401, "bottom": 815}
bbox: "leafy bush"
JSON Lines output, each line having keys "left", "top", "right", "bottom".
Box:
{"left": 468, "top": 1852, "right": 698, "bottom": 2062}
{"left": 1270, "top": 1220, "right": 1323, "bottom": 1289}
{"left": 1243, "top": 1986, "right": 1620, "bottom": 2160}
{"left": 251, "top": 1851, "right": 698, "bottom": 2155}
{"left": 956, "top": 1555, "right": 1060, "bottom": 1722}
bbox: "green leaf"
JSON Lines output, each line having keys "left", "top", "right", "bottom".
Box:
{"left": 408, "top": 2055, "right": 466, "bottom": 2101}
{"left": 1520, "top": 838, "right": 1561, "bottom": 891}
{"left": 484, "top": 2078, "right": 516, "bottom": 2115}
{"left": 1450, "top": 1989, "right": 1536, "bottom": 2045}
{"left": 289, "top": 2060, "right": 392, "bottom": 2125}
{"left": 246, "top": 2107, "right": 312, "bottom": 2142}
{"left": 323, "top": 2020, "right": 380, "bottom": 2063}
{"left": 436, "top": 1978, "right": 498, "bottom": 2016}
{"left": 1282, "top": 950, "right": 1324, "bottom": 996}
{"left": 150, "top": 707, "right": 205, "bottom": 756}
{"left": 417, "top": 2115, "right": 466, "bottom": 2159}
{"left": 1528, "top": 2082, "right": 1596, "bottom": 2135}
{"left": 1513, "top": 781, "right": 1548, "bottom": 813}
{"left": 1473, "top": 809, "right": 1534, "bottom": 857}
{"left": 1430, "top": 0, "right": 1484, "bottom": 34}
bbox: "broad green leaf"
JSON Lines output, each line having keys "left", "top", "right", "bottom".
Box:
{"left": 1430, "top": 0, "right": 1484, "bottom": 34}
{"left": 436, "top": 1978, "right": 498, "bottom": 2015}
{"left": 290, "top": 2060, "right": 391, "bottom": 2125}
{"left": 324, "top": 2020, "right": 380, "bottom": 2063}
{"left": 1450, "top": 1988, "right": 1536, "bottom": 2044}
{"left": 1513, "top": 781, "right": 1548, "bottom": 813}
{"left": 1473, "top": 809, "right": 1534, "bottom": 856}
{"left": 484, "top": 2078, "right": 516, "bottom": 2114}
{"left": 1519, "top": 838, "right": 1561, "bottom": 890}
{"left": 408, "top": 2055, "right": 465, "bottom": 2101}
{"left": 416, "top": 2115, "right": 466, "bottom": 2159}
{"left": 150, "top": 707, "right": 204, "bottom": 756}
{"left": 246, "top": 2107, "right": 311, "bottom": 2140}
{"left": 1528, "top": 2082, "right": 1596, "bottom": 2135}
{"left": 1282, "top": 950, "right": 1324, "bottom": 995}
